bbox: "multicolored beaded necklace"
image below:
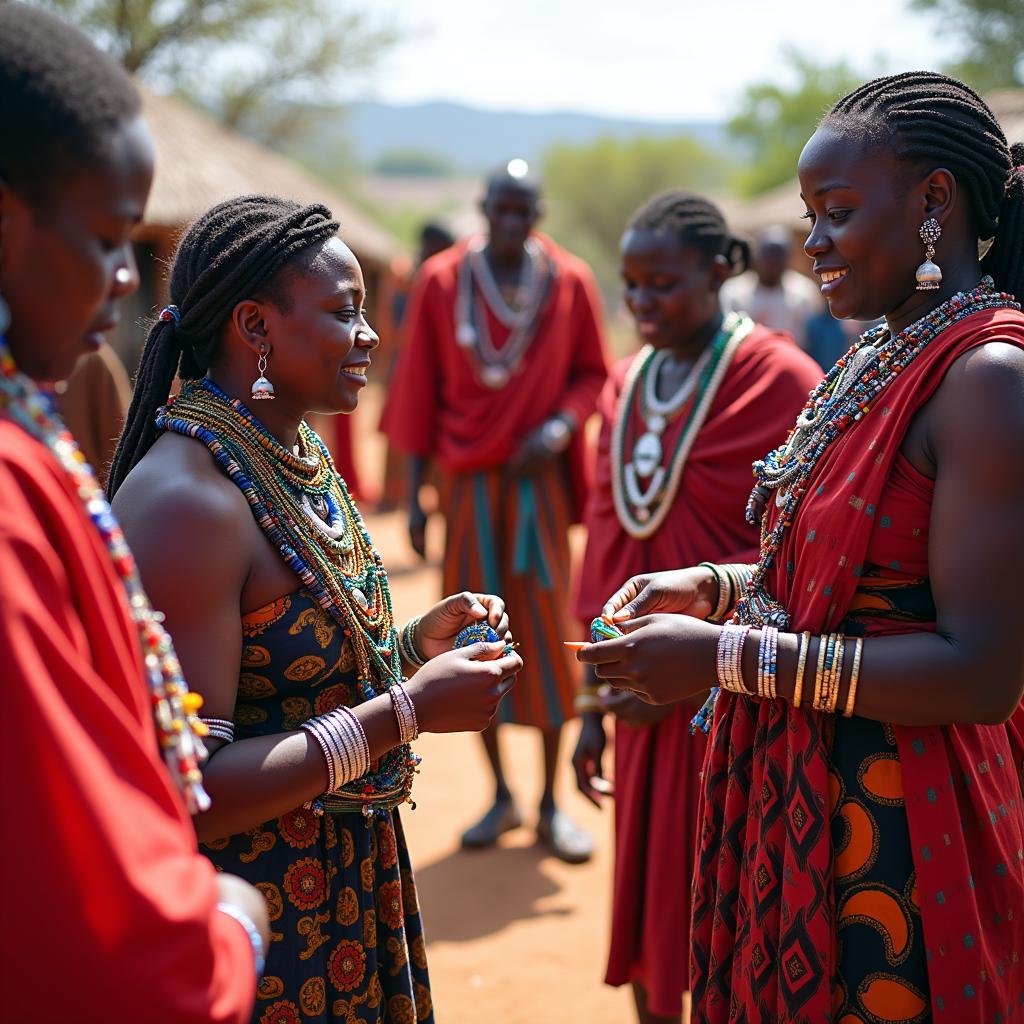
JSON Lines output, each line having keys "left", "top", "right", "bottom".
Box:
{"left": 158, "top": 378, "right": 418, "bottom": 816}
{"left": 611, "top": 313, "right": 752, "bottom": 539}
{"left": 691, "top": 277, "right": 1019, "bottom": 734}
{"left": 0, "top": 336, "right": 211, "bottom": 812}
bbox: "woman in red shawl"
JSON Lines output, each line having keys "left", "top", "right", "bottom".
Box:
{"left": 571, "top": 191, "right": 821, "bottom": 1023}
{"left": 577, "top": 72, "right": 1024, "bottom": 1023}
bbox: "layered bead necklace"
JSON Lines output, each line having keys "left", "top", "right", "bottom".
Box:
{"left": 738, "top": 276, "right": 1019, "bottom": 630}
{"left": 159, "top": 378, "right": 418, "bottom": 815}
{"left": 0, "top": 337, "right": 211, "bottom": 813}
{"left": 454, "top": 237, "right": 555, "bottom": 389}
{"left": 611, "top": 313, "right": 753, "bottom": 539}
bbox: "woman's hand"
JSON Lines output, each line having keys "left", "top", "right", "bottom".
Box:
{"left": 415, "top": 591, "right": 512, "bottom": 660}
{"left": 404, "top": 642, "right": 522, "bottom": 733}
{"left": 600, "top": 566, "right": 718, "bottom": 623}
{"left": 575, "top": 613, "right": 719, "bottom": 706}
{"left": 599, "top": 688, "right": 674, "bottom": 728}
{"left": 571, "top": 712, "right": 610, "bottom": 807}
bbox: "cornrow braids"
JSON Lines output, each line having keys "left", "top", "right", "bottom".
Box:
{"left": 0, "top": 5, "right": 140, "bottom": 210}
{"left": 627, "top": 190, "right": 751, "bottom": 275}
{"left": 822, "top": 71, "right": 1023, "bottom": 300}
{"left": 108, "top": 194, "right": 340, "bottom": 496}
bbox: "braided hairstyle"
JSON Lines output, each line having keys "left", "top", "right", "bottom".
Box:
{"left": 626, "top": 191, "right": 751, "bottom": 276}
{"left": 108, "top": 195, "right": 340, "bottom": 496}
{"left": 822, "top": 71, "right": 1024, "bottom": 300}
{"left": 0, "top": 4, "right": 140, "bottom": 209}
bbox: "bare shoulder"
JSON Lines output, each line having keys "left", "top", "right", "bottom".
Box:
{"left": 112, "top": 433, "right": 253, "bottom": 583}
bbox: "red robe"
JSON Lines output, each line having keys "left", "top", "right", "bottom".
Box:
{"left": 0, "top": 418, "right": 255, "bottom": 1023}
{"left": 382, "top": 235, "right": 609, "bottom": 521}
{"left": 575, "top": 327, "right": 822, "bottom": 1015}
{"left": 691, "top": 308, "right": 1024, "bottom": 1022}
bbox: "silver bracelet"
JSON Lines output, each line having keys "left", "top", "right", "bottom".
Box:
{"left": 199, "top": 716, "right": 235, "bottom": 743}
{"left": 398, "top": 617, "right": 428, "bottom": 668}
{"left": 216, "top": 900, "right": 265, "bottom": 979}
{"left": 389, "top": 682, "right": 419, "bottom": 744}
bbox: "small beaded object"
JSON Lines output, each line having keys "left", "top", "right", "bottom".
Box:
{"left": 716, "top": 623, "right": 751, "bottom": 695}
{"left": 792, "top": 631, "right": 811, "bottom": 709}
{"left": 199, "top": 717, "right": 236, "bottom": 744}
{"left": 757, "top": 626, "right": 779, "bottom": 699}
{"left": 454, "top": 622, "right": 502, "bottom": 648}
{"left": 590, "top": 617, "right": 624, "bottom": 642}
{"left": 844, "top": 637, "right": 864, "bottom": 717}
{"left": 398, "top": 617, "right": 428, "bottom": 668}
{"left": 160, "top": 379, "right": 419, "bottom": 818}
{"left": 0, "top": 338, "right": 210, "bottom": 812}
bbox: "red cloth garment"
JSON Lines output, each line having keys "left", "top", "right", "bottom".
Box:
{"left": 382, "top": 235, "right": 609, "bottom": 521}
{"left": 0, "top": 418, "right": 255, "bottom": 1023}
{"left": 575, "top": 328, "right": 822, "bottom": 1015}
{"left": 691, "top": 308, "right": 1024, "bottom": 1023}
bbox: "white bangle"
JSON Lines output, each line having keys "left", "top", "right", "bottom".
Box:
{"left": 216, "top": 901, "right": 265, "bottom": 979}
{"left": 389, "top": 682, "right": 419, "bottom": 744}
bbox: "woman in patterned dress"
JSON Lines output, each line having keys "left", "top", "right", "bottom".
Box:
{"left": 577, "top": 73, "right": 1024, "bottom": 1022}
{"left": 109, "top": 195, "right": 522, "bottom": 1023}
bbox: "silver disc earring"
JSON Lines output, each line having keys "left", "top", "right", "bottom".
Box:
{"left": 251, "top": 348, "right": 275, "bottom": 400}
{"left": 915, "top": 218, "right": 942, "bottom": 291}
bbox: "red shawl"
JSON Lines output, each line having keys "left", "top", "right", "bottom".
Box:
{"left": 691, "top": 308, "right": 1024, "bottom": 1022}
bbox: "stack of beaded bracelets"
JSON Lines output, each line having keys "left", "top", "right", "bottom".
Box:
{"left": 716, "top": 622, "right": 751, "bottom": 693}
{"left": 389, "top": 682, "right": 419, "bottom": 743}
{"left": 199, "top": 716, "right": 236, "bottom": 743}
{"left": 809, "top": 633, "right": 863, "bottom": 716}
{"left": 756, "top": 625, "right": 779, "bottom": 699}
{"left": 699, "top": 562, "right": 755, "bottom": 623}
{"left": 301, "top": 706, "right": 370, "bottom": 791}
{"left": 397, "top": 616, "right": 428, "bottom": 669}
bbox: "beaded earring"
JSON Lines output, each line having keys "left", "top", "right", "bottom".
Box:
{"left": 251, "top": 346, "right": 275, "bottom": 401}
{"left": 915, "top": 218, "right": 942, "bottom": 291}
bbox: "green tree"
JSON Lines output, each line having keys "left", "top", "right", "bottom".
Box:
{"left": 33, "top": 0, "right": 397, "bottom": 144}
{"left": 912, "top": 0, "right": 1024, "bottom": 90}
{"left": 727, "top": 50, "right": 863, "bottom": 197}
{"left": 541, "top": 134, "right": 727, "bottom": 303}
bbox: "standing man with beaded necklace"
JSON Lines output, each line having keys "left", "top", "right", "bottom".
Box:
{"left": 385, "top": 161, "right": 609, "bottom": 861}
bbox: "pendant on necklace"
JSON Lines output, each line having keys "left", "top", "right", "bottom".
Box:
{"left": 456, "top": 323, "right": 477, "bottom": 348}
{"left": 481, "top": 364, "right": 511, "bottom": 389}
{"left": 351, "top": 587, "right": 371, "bottom": 612}
{"left": 646, "top": 413, "right": 667, "bottom": 434}
{"left": 631, "top": 432, "right": 663, "bottom": 479}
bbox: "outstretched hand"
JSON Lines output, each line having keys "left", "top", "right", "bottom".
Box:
{"left": 574, "top": 613, "right": 719, "bottom": 706}
{"left": 415, "top": 591, "right": 511, "bottom": 661}
{"left": 600, "top": 566, "right": 717, "bottom": 624}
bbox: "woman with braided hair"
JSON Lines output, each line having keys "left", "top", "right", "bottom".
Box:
{"left": 109, "top": 195, "right": 522, "bottom": 1023}
{"left": 575, "top": 72, "right": 1024, "bottom": 1021}
{"left": 570, "top": 190, "right": 820, "bottom": 1024}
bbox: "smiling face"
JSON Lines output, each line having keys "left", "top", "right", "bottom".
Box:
{"left": 252, "top": 237, "right": 379, "bottom": 416}
{"left": 797, "top": 125, "right": 930, "bottom": 322}
{"left": 0, "top": 114, "right": 153, "bottom": 382}
{"left": 620, "top": 228, "right": 725, "bottom": 351}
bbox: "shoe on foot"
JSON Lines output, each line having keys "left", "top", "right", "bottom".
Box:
{"left": 537, "top": 808, "right": 594, "bottom": 864}
{"left": 460, "top": 801, "right": 523, "bottom": 849}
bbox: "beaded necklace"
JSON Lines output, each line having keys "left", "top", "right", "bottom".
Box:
{"left": 159, "top": 378, "right": 418, "bottom": 816}
{"left": 454, "top": 237, "right": 556, "bottom": 389}
{"left": 739, "top": 276, "right": 1019, "bottom": 631}
{"left": 611, "top": 313, "right": 753, "bottom": 539}
{"left": 0, "top": 338, "right": 211, "bottom": 813}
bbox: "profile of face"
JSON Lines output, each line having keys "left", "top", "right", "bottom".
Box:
{"left": 620, "top": 227, "right": 728, "bottom": 351}
{"left": 798, "top": 125, "right": 937, "bottom": 322}
{"left": 481, "top": 183, "right": 541, "bottom": 260}
{"left": 0, "top": 114, "right": 154, "bottom": 382}
{"left": 227, "top": 236, "right": 379, "bottom": 417}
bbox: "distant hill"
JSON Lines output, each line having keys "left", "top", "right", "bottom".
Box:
{"left": 290, "top": 99, "right": 728, "bottom": 175}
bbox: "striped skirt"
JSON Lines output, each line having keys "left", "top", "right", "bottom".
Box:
{"left": 441, "top": 460, "right": 579, "bottom": 729}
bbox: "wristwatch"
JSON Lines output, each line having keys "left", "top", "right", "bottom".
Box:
{"left": 540, "top": 416, "right": 572, "bottom": 454}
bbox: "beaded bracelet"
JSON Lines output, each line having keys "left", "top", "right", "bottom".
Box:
{"left": 721, "top": 564, "right": 755, "bottom": 606}
{"left": 843, "top": 637, "right": 864, "bottom": 717}
{"left": 716, "top": 623, "right": 751, "bottom": 694}
{"left": 199, "top": 716, "right": 236, "bottom": 743}
{"left": 698, "top": 562, "right": 731, "bottom": 622}
{"left": 216, "top": 901, "right": 266, "bottom": 979}
{"left": 389, "top": 682, "right": 419, "bottom": 744}
{"left": 792, "top": 631, "right": 811, "bottom": 708}
{"left": 397, "top": 617, "right": 428, "bottom": 668}
{"left": 757, "top": 626, "right": 779, "bottom": 699}
{"left": 301, "top": 705, "right": 370, "bottom": 791}
{"left": 826, "top": 634, "right": 845, "bottom": 714}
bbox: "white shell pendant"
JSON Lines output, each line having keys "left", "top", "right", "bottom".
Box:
{"left": 351, "top": 587, "right": 371, "bottom": 611}
{"left": 631, "top": 432, "right": 663, "bottom": 479}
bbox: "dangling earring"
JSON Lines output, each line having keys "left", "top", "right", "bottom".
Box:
{"left": 251, "top": 346, "right": 275, "bottom": 401}
{"left": 915, "top": 218, "right": 942, "bottom": 291}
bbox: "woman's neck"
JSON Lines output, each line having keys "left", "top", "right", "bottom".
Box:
{"left": 665, "top": 309, "right": 724, "bottom": 364}
{"left": 204, "top": 366, "right": 305, "bottom": 448}
{"left": 884, "top": 256, "right": 983, "bottom": 337}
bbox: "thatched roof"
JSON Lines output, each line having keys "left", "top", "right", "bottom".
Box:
{"left": 139, "top": 86, "right": 396, "bottom": 264}
{"left": 730, "top": 87, "right": 1024, "bottom": 237}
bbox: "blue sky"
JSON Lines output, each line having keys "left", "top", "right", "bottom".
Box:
{"left": 365, "top": 0, "right": 962, "bottom": 121}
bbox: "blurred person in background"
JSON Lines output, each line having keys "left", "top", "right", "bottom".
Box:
{"left": 572, "top": 191, "right": 820, "bottom": 1024}
{"left": 386, "top": 162, "right": 609, "bottom": 862}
